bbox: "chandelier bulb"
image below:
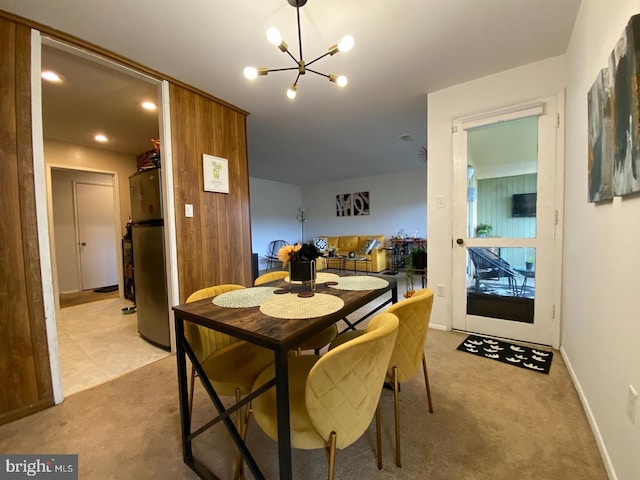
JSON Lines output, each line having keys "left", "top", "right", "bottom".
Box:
{"left": 244, "top": 66, "right": 258, "bottom": 80}
{"left": 337, "top": 35, "right": 354, "bottom": 53}
{"left": 329, "top": 74, "right": 348, "bottom": 87}
{"left": 286, "top": 85, "right": 297, "bottom": 99}
{"left": 244, "top": 67, "right": 268, "bottom": 80}
{"left": 266, "top": 27, "right": 282, "bottom": 46}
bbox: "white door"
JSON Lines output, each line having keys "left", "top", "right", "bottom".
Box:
{"left": 451, "top": 98, "right": 563, "bottom": 347}
{"left": 75, "top": 182, "right": 118, "bottom": 290}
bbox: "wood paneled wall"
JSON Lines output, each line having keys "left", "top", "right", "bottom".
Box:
{"left": 0, "top": 17, "right": 54, "bottom": 425}
{"left": 170, "top": 84, "right": 253, "bottom": 302}
{"left": 0, "top": 11, "right": 253, "bottom": 424}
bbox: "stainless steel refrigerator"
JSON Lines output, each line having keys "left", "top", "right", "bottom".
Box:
{"left": 129, "top": 168, "right": 170, "bottom": 349}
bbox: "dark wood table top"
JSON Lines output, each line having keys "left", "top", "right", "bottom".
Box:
{"left": 172, "top": 276, "right": 397, "bottom": 352}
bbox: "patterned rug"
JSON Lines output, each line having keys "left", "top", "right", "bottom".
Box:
{"left": 457, "top": 334, "right": 553, "bottom": 374}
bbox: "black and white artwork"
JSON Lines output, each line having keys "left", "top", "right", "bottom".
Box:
{"left": 352, "top": 191, "right": 370, "bottom": 216}
{"left": 336, "top": 193, "right": 352, "bottom": 216}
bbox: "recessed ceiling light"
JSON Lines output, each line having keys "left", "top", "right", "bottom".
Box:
{"left": 94, "top": 134, "right": 109, "bottom": 143}
{"left": 141, "top": 101, "right": 157, "bottom": 110}
{"left": 41, "top": 70, "right": 62, "bottom": 83}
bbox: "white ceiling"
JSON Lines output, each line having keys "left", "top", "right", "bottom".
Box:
{"left": 1, "top": 0, "right": 581, "bottom": 185}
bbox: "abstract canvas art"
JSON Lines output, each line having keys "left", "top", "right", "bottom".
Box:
{"left": 588, "top": 14, "right": 640, "bottom": 201}
{"left": 336, "top": 193, "right": 352, "bottom": 216}
{"left": 587, "top": 69, "right": 613, "bottom": 202}
{"left": 352, "top": 191, "right": 370, "bottom": 215}
{"left": 610, "top": 16, "right": 640, "bottom": 196}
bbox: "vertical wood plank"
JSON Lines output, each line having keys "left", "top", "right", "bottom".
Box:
{"left": 0, "top": 17, "right": 53, "bottom": 424}
{"left": 170, "top": 84, "right": 251, "bottom": 302}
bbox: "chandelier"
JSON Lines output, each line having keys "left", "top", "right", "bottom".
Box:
{"left": 243, "top": 0, "right": 354, "bottom": 100}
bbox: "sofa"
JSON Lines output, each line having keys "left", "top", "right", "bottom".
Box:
{"left": 315, "top": 235, "right": 388, "bottom": 273}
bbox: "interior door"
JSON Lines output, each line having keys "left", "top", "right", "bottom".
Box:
{"left": 75, "top": 182, "right": 118, "bottom": 290}
{"left": 451, "top": 98, "right": 561, "bottom": 346}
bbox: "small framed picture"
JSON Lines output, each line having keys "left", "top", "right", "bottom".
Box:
{"left": 203, "top": 154, "right": 229, "bottom": 193}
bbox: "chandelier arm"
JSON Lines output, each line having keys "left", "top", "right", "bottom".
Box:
{"left": 296, "top": 3, "right": 304, "bottom": 61}
{"left": 284, "top": 49, "right": 299, "bottom": 64}
{"left": 292, "top": 72, "right": 301, "bottom": 87}
{"left": 306, "top": 68, "right": 330, "bottom": 79}
{"left": 305, "top": 51, "right": 331, "bottom": 68}
{"left": 267, "top": 67, "right": 300, "bottom": 73}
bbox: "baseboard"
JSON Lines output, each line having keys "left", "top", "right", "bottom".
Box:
{"left": 560, "top": 346, "right": 617, "bottom": 480}
{"left": 428, "top": 323, "right": 448, "bottom": 331}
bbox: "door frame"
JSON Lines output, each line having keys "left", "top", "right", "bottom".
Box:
{"left": 451, "top": 96, "right": 565, "bottom": 349}
{"left": 31, "top": 30, "right": 178, "bottom": 405}
{"left": 48, "top": 166, "right": 123, "bottom": 307}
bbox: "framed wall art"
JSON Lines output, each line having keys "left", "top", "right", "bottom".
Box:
{"left": 336, "top": 193, "right": 352, "bottom": 216}
{"left": 587, "top": 14, "right": 640, "bottom": 201}
{"left": 352, "top": 191, "right": 370, "bottom": 215}
{"left": 203, "top": 154, "right": 229, "bottom": 193}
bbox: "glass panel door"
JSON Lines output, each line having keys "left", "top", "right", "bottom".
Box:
{"left": 452, "top": 99, "right": 558, "bottom": 346}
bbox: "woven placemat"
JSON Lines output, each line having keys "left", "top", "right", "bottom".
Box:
{"left": 259, "top": 293, "right": 344, "bottom": 319}
{"left": 284, "top": 272, "right": 340, "bottom": 284}
{"left": 212, "top": 287, "right": 278, "bottom": 308}
{"left": 328, "top": 276, "right": 389, "bottom": 291}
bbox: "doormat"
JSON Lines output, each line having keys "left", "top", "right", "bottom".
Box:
{"left": 94, "top": 285, "right": 118, "bottom": 293}
{"left": 457, "top": 334, "right": 553, "bottom": 374}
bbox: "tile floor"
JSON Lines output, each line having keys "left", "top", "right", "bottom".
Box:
{"left": 55, "top": 297, "right": 170, "bottom": 396}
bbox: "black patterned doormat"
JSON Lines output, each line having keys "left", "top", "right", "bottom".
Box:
{"left": 457, "top": 334, "right": 553, "bottom": 374}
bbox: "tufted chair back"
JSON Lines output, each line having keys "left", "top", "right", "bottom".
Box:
{"left": 305, "top": 312, "right": 398, "bottom": 450}
{"left": 384, "top": 288, "right": 434, "bottom": 383}
{"left": 185, "top": 284, "right": 245, "bottom": 361}
{"left": 254, "top": 271, "right": 288, "bottom": 285}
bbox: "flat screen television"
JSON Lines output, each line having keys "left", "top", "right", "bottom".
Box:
{"left": 512, "top": 193, "right": 536, "bottom": 217}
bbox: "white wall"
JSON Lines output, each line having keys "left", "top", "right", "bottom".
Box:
{"left": 45, "top": 139, "right": 137, "bottom": 236}
{"left": 564, "top": 1, "right": 640, "bottom": 478}
{"left": 302, "top": 166, "right": 427, "bottom": 243}
{"left": 427, "top": 55, "right": 566, "bottom": 331}
{"left": 249, "top": 177, "right": 302, "bottom": 270}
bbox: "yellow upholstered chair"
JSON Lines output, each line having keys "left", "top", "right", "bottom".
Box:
{"left": 329, "top": 288, "right": 435, "bottom": 467}
{"left": 185, "top": 284, "right": 274, "bottom": 478}
{"left": 254, "top": 270, "right": 288, "bottom": 285}
{"left": 251, "top": 312, "right": 399, "bottom": 479}
{"left": 254, "top": 271, "right": 338, "bottom": 354}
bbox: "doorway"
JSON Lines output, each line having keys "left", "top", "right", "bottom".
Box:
{"left": 451, "top": 98, "right": 563, "bottom": 346}
{"left": 51, "top": 169, "right": 119, "bottom": 297}
{"left": 39, "top": 37, "right": 169, "bottom": 396}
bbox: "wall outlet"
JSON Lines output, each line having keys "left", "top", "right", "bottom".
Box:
{"left": 436, "top": 284, "right": 445, "bottom": 297}
{"left": 627, "top": 385, "right": 638, "bottom": 425}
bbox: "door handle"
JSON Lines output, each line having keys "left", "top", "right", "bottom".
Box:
{"left": 456, "top": 238, "right": 464, "bottom": 245}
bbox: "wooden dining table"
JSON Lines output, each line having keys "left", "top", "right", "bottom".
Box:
{"left": 172, "top": 274, "right": 397, "bottom": 480}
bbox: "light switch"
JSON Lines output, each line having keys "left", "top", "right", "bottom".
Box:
{"left": 185, "top": 204, "right": 194, "bottom": 218}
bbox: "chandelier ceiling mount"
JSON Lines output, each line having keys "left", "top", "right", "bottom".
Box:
{"left": 243, "top": 0, "right": 354, "bottom": 100}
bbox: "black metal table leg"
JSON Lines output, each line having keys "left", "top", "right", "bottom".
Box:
{"left": 274, "top": 348, "right": 293, "bottom": 479}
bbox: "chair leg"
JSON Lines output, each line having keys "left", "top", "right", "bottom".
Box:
{"left": 393, "top": 366, "right": 401, "bottom": 468}
{"left": 376, "top": 403, "right": 382, "bottom": 470}
{"left": 327, "top": 431, "right": 337, "bottom": 480}
{"left": 422, "top": 353, "right": 434, "bottom": 414}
